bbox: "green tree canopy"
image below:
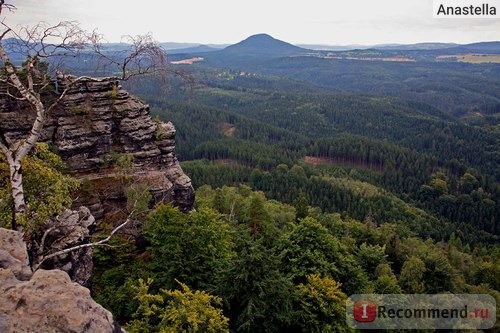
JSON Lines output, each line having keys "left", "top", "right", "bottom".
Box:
{"left": 0, "top": 143, "right": 79, "bottom": 230}
{"left": 294, "top": 274, "right": 353, "bottom": 333}
{"left": 126, "top": 278, "right": 229, "bottom": 333}
{"left": 145, "top": 204, "right": 234, "bottom": 291}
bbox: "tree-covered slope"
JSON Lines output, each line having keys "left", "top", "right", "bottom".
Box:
{"left": 131, "top": 63, "right": 499, "bottom": 246}
{"left": 93, "top": 186, "right": 500, "bottom": 331}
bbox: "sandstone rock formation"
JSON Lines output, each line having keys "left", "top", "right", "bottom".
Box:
{"left": 0, "top": 228, "right": 32, "bottom": 281}
{"left": 0, "top": 75, "right": 195, "bottom": 221}
{"left": 0, "top": 62, "right": 194, "bottom": 332}
{"left": 0, "top": 228, "right": 123, "bottom": 333}
{"left": 31, "top": 206, "right": 96, "bottom": 287}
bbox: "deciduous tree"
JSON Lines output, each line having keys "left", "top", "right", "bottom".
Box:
{"left": 0, "top": 3, "right": 184, "bottom": 233}
{"left": 125, "top": 278, "right": 229, "bottom": 333}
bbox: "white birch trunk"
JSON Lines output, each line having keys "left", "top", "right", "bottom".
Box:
{"left": 8, "top": 157, "right": 26, "bottom": 230}
{"left": 0, "top": 43, "right": 47, "bottom": 231}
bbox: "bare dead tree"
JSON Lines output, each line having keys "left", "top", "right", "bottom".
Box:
{"left": 90, "top": 33, "right": 169, "bottom": 81}
{"left": 0, "top": 4, "right": 188, "bottom": 233}
{"left": 0, "top": 1, "right": 15, "bottom": 15}
{"left": 0, "top": 19, "right": 91, "bottom": 231}
{"left": 89, "top": 32, "right": 195, "bottom": 95}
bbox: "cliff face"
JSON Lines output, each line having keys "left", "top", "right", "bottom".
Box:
{"left": 0, "top": 75, "right": 194, "bottom": 220}
{"left": 0, "top": 76, "right": 193, "bottom": 331}
{"left": 0, "top": 228, "right": 123, "bottom": 333}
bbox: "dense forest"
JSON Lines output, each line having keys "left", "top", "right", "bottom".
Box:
{"left": 1, "top": 29, "right": 498, "bottom": 331}
{"left": 92, "top": 185, "right": 499, "bottom": 332}
{"left": 126, "top": 62, "right": 499, "bottom": 245}
{"left": 90, "top": 39, "right": 500, "bottom": 331}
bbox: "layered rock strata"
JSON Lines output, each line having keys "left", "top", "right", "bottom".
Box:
{"left": 0, "top": 75, "right": 194, "bottom": 220}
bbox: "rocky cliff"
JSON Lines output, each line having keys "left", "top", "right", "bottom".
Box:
{"left": 0, "top": 75, "right": 194, "bottom": 331}
{"left": 0, "top": 228, "right": 123, "bottom": 332}
{"left": 0, "top": 75, "right": 194, "bottom": 220}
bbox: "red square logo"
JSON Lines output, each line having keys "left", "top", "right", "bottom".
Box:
{"left": 353, "top": 300, "right": 377, "bottom": 322}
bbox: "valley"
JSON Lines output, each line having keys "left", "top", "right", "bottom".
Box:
{"left": 127, "top": 34, "right": 500, "bottom": 245}
{"left": 1, "top": 27, "right": 498, "bottom": 332}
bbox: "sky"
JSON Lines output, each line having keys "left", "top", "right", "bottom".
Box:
{"left": 3, "top": 0, "right": 500, "bottom": 46}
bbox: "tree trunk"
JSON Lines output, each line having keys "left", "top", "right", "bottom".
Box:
{"left": 0, "top": 45, "right": 46, "bottom": 232}
{"left": 6, "top": 154, "right": 26, "bottom": 230}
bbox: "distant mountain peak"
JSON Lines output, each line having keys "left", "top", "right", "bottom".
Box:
{"left": 249, "top": 33, "right": 273, "bottom": 38}
{"left": 222, "top": 33, "right": 308, "bottom": 57}
{"left": 243, "top": 33, "right": 277, "bottom": 41}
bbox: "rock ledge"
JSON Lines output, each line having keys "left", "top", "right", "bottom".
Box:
{"left": 0, "top": 227, "right": 123, "bottom": 333}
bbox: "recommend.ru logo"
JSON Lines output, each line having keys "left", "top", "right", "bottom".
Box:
{"left": 346, "top": 294, "right": 496, "bottom": 330}
{"left": 353, "top": 300, "right": 377, "bottom": 322}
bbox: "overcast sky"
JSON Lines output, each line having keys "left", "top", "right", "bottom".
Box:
{"left": 4, "top": 0, "right": 500, "bottom": 45}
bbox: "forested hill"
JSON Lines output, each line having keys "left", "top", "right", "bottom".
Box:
{"left": 197, "top": 33, "right": 310, "bottom": 67}
{"left": 221, "top": 33, "right": 309, "bottom": 57}
{"left": 168, "top": 35, "right": 500, "bottom": 117}
{"left": 144, "top": 92, "right": 499, "bottom": 244}
{"left": 242, "top": 57, "right": 500, "bottom": 117}
{"left": 83, "top": 35, "right": 500, "bottom": 331}
{"left": 126, "top": 34, "right": 500, "bottom": 246}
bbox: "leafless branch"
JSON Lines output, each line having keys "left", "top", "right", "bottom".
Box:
{"left": 0, "top": 1, "right": 15, "bottom": 15}
{"left": 89, "top": 33, "right": 166, "bottom": 80}
{"left": 39, "top": 226, "right": 57, "bottom": 255}
{"left": 19, "top": 21, "right": 87, "bottom": 58}
{"left": 89, "top": 32, "right": 195, "bottom": 91}
{"left": 0, "top": 13, "right": 194, "bottom": 231}
{"left": 3, "top": 91, "right": 27, "bottom": 100}
{"left": 0, "top": 26, "right": 10, "bottom": 40}
{"left": 33, "top": 206, "right": 136, "bottom": 271}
